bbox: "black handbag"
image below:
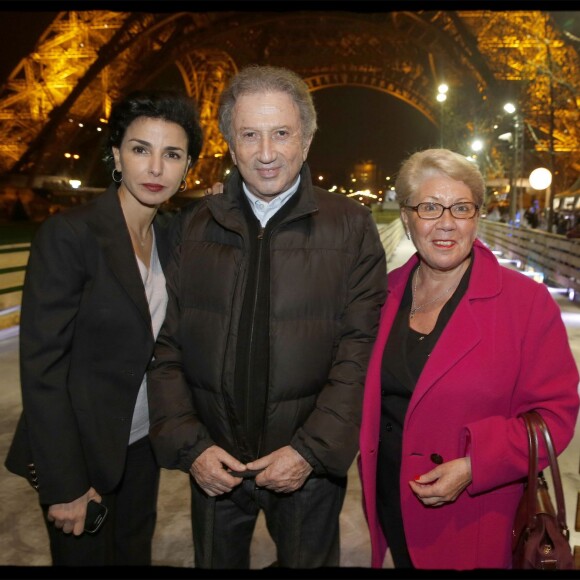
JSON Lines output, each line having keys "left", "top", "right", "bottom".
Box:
{"left": 512, "top": 410, "right": 575, "bottom": 569}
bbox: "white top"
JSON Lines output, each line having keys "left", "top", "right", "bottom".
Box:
{"left": 129, "top": 230, "right": 168, "bottom": 445}
{"left": 242, "top": 175, "right": 301, "bottom": 227}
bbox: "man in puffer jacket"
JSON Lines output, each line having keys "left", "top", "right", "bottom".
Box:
{"left": 148, "top": 65, "right": 387, "bottom": 569}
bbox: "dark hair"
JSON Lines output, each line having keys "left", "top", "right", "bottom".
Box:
{"left": 218, "top": 65, "right": 317, "bottom": 148}
{"left": 104, "top": 90, "right": 203, "bottom": 168}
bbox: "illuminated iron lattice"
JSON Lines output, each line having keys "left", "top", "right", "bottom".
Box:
{"left": 0, "top": 9, "right": 577, "bottom": 187}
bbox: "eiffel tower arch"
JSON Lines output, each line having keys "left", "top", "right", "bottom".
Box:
{"left": 176, "top": 50, "right": 238, "bottom": 185}
{"left": 0, "top": 9, "right": 578, "bottom": 191}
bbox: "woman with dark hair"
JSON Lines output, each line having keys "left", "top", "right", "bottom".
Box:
{"left": 5, "top": 90, "right": 203, "bottom": 566}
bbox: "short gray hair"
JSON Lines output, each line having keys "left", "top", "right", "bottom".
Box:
{"left": 394, "top": 148, "right": 485, "bottom": 206}
{"left": 218, "top": 65, "right": 317, "bottom": 148}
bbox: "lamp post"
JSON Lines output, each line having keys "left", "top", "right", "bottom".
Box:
{"left": 503, "top": 103, "right": 523, "bottom": 224}
{"left": 529, "top": 167, "right": 552, "bottom": 230}
{"left": 436, "top": 84, "right": 448, "bottom": 148}
{"left": 64, "top": 152, "right": 80, "bottom": 188}
{"left": 471, "top": 139, "right": 484, "bottom": 154}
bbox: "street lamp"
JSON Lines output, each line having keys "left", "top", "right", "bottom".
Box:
{"left": 471, "top": 139, "right": 484, "bottom": 153}
{"left": 436, "top": 84, "right": 448, "bottom": 148}
{"left": 503, "top": 103, "right": 516, "bottom": 115}
{"left": 503, "top": 103, "right": 523, "bottom": 224}
{"left": 64, "top": 152, "right": 80, "bottom": 189}
{"left": 529, "top": 167, "right": 552, "bottom": 229}
{"left": 529, "top": 167, "right": 552, "bottom": 190}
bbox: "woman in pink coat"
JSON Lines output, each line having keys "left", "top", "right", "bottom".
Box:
{"left": 358, "top": 148, "right": 579, "bottom": 569}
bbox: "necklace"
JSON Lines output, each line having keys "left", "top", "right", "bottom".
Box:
{"left": 409, "top": 264, "right": 458, "bottom": 319}
{"left": 129, "top": 227, "right": 151, "bottom": 247}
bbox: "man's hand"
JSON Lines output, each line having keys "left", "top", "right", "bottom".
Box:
{"left": 47, "top": 487, "right": 101, "bottom": 536}
{"left": 247, "top": 446, "right": 313, "bottom": 493}
{"left": 204, "top": 182, "right": 224, "bottom": 196}
{"left": 190, "top": 445, "right": 247, "bottom": 497}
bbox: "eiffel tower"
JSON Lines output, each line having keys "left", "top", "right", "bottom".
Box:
{"left": 0, "top": 9, "right": 578, "bottom": 192}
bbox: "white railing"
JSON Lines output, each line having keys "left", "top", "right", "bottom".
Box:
{"left": 0, "top": 243, "right": 29, "bottom": 330}
{"left": 2, "top": 217, "right": 577, "bottom": 332}
{"left": 477, "top": 220, "right": 580, "bottom": 300}
{"left": 376, "top": 218, "right": 405, "bottom": 262}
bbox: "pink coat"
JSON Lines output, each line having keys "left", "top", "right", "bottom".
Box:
{"left": 358, "top": 239, "right": 579, "bottom": 569}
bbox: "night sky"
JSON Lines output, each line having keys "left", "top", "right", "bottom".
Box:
{"left": 0, "top": 11, "right": 57, "bottom": 82}
{"left": 0, "top": 7, "right": 578, "bottom": 186}
{"left": 308, "top": 87, "right": 438, "bottom": 185}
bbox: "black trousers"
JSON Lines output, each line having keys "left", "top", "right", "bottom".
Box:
{"left": 190, "top": 474, "right": 347, "bottom": 569}
{"left": 42, "top": 436, "right": 160, "bottom": 566}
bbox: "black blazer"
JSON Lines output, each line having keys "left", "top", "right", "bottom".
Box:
{"left": 5, "top": 185, "right": 171, "bottom": 505}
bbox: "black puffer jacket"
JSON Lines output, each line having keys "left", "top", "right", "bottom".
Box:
{"left": 148, "top": 164, "right": 386, "bottom": 477}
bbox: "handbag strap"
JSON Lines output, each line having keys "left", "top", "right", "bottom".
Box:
{"left": 527, "top": 410, "right": 568, "bottom": 533}
{"left": 522, "top": 412, "right": 539, "bottom": 530}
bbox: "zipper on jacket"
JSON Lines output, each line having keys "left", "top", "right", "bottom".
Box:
{"left": 245, "top": 213, "right": 316, "bottom": 458}
{"left": 245, "top": 224, "right": 267, "bottom": 458}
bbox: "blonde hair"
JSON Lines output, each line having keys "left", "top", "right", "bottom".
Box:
{"left": 395, "top": 148, "right": 485, "bottom": 206}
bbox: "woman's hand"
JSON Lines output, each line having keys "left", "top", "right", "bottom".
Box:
{"left": 47, "top": 487, "right": 101, "bottom": 535}
{"left": 408, "top": 457, "right": 472, "bottom": 507}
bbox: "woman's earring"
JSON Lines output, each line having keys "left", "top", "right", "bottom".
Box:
{"left": 178, "top": 178, "right": 187, "bottom": 193}
{"left": 406, "top": 230, "right": 411, "bottom": 240}
{"left": 112, "top": 169, "right": 122, "bottom": 183}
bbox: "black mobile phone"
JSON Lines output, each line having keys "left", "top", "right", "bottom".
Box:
{"left": 84, "top": 500, "right": 108, "bottom": 534}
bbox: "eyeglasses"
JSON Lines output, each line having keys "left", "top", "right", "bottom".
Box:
{"left": 403, "top": 201, "right": 479, "bottom": 220}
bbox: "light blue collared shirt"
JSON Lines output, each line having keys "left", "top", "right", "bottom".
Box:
{"left": 242, "top": 175, "right": 301, "bottom": 228}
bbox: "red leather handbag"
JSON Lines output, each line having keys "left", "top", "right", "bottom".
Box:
{"left": 512, "top": 411, "right": 575, "bottom": 569}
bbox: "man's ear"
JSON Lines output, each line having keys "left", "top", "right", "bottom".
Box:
{"left": 302, "top": 136, "right": 313, "bottom": 161}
